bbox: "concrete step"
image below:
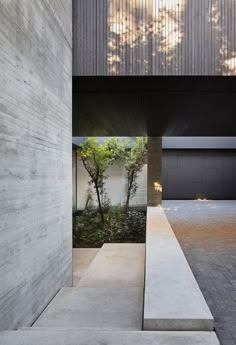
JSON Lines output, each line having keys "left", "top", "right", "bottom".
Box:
{"left": 73, "top": 248, "right": 100, "bottom": 286}
{"left": 0, "top": 330, "right": 220, "bottom": 345}
{"left": 32, "top": 287, "right": 143, "bottom": 330}
{"left": 78, "top": 243, "right": 145, "bottom": 288}
{"left": 144, "top": 207, "right": 214, "bottom": 331}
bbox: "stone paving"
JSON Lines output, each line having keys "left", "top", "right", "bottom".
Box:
{"left": 163, "top": 201, "right": 236, "bottom": 345}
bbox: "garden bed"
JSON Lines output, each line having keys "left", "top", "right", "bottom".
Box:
{"left": 73, "top": 207, "right": 146, "bottom": 248}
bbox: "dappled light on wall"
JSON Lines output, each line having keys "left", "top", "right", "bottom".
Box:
{"left": 154, "top": 181, "right": 162, "bottom": 193}
{"left": 152, "top": 0, "right": 186, "bottom": 55}
{"left": 107, "top": 0, "right": 186, "bottom": 75}
{"left": 75, "top": 0, "right": 236, "bottom": 75}
{"left": 209, "top": 1, "right": 236, "bottom": 75}
{"left": 108, "top": 0, "right": 152, "bottom": 75}
{"left": 154, "top": 181, "right": 162, "bottom": 207}
{"left": 224, "top": 57, "right": 236, "bottom": 75}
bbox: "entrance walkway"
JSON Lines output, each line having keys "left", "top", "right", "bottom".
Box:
{"left": 163, "top": 200, "right": 236, "bottom": 345}
{"left": 0, "top": 241, "right": 220, "bottom": 344}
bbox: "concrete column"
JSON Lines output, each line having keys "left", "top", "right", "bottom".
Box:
{"left": 147, "top": 137, "right": 162, "bottom": 206}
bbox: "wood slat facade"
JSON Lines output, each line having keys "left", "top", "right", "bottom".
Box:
{"left": 73, "top": 0, "right": 236, "bottom": 75}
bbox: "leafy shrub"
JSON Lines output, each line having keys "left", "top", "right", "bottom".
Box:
{"left": 73, "top": 207, "right": 146, "bottom": 248}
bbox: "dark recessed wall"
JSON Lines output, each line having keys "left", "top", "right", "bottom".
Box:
{"left": 162, "top": 150, "right": 236, "bottom": 200}
{"left": 73, "top": 77, "right": 236, "bottom": 137}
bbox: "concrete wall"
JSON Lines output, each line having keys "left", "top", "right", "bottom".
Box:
{"left": 74, "top": 157, "right": 147, "bottom": 209}
{"left": 0, "top": 0, "right": 72, "bottom": 330}
{"left": 73, "top": 0, "right": 236, "bottom": 76}
{"left": 163, "top": 150, "right": 236, "bottom": 200}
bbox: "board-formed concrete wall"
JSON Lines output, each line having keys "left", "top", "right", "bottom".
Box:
{"left": 0, "top": 0, "right": 72, "bottom": 330}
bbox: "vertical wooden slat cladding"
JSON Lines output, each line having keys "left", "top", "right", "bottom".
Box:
{"left": 73, "top": 0, "right": 236, "bottom": 76}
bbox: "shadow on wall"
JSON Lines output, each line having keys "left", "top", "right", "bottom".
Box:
{"left": 74, "top": 158, "right": 147, "bottom": 210}
{"left": 107, "top": 0, "right": 236, "bottom": 75}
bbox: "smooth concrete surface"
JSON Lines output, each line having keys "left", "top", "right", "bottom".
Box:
{"left": 163, "top": 200, "right": 236, "bottom": 345}
{"left": 0, "top": 330, "right": 220, "bottom": 345}
{"left": 78, "top": 244, "right": 145, "bottom": 288}
{"left": 144, "top": 207, "right": 214, "bottom": 331}
{"left": 0, "top": 0, "right": 72, "bottom": 330}
{"left": 33, "top": 287, "right": 143, "bottom": 330}
{"left": 73, "top": 248, "right": 99, "bottom": 286}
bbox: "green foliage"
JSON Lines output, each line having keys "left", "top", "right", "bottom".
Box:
{"left": 78, "top": 137, "right": 118, "bottom": 187}
{"left": 73, "top": 207, "right": 146, "bottom": 248}
{"left": 77, "top": 138, "right": 119, "bottom": 222}
{"left": 121, "top": 137, "right": 147, "bottom": 212}
{"left": 74, "top": 137, "right": 147, "bottom": 248}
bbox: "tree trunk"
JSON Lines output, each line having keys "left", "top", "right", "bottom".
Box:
{"left": 95, "top": 182, "right": 104, "bottom": 223}
{"left": 125, "top": 172, "right": 134, "bottom": 213}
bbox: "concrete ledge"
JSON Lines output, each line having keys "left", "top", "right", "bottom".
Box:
{"left": 0, "top": 330, "right": 220, "bottom": 345}
{"left": 143, "top": 207, "right": 214, "bottom": 331}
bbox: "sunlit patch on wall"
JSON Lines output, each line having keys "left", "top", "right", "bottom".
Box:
{"left": 224, "top": 57, "right": 236, "bottom": 75}
{"left": 154, "top": 181, "right": 162, "bottom": 193}
{"left": 107, "top": 0, "right": 187, "bottom": 74}
{"left": 152, "top": 0, "right": 186, "bottom": 68}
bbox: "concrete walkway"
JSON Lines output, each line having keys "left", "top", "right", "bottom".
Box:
{"left": 73, "top": 248, "right": 99, "bottom": 285}
{"left": 163, "top": 200, "right": 236, "bottom": 345}
{"left": 33, "top": 287, "right": 143, "bottom": 330}
{"left": 1, "top": 241, "right": 220, "bottom": 344}
{"left": 77, "top": 244, "right": 145, "bottom": 288}
{"left": 32, "top": 244, "right": 145, "bottom": 331}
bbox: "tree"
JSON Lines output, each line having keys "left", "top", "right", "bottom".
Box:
{"left": 78, "top": 138, "right": 118, "bottom": 223}
{"left": 122, "top": 137, "right": 147, "bottom": 213}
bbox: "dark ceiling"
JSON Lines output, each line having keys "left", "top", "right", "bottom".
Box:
{"left": 73, "top": 76, "right": 236, "bottom": 137}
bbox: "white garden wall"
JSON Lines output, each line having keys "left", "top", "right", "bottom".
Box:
{"left": 74, "top": 156, "right": 147, "bottom": 209}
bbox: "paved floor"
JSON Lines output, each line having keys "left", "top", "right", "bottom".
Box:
{"left": 73, "top": 248, "right": 99, "bottom": 286}
{"left": 163, "top": 201, "right": 236, "bottom": 345}
{"left": 33, "top": 287, "right": 143, "bottom": 330}
{"left": 78, "top": 244, "right": 145, "bottom": 288}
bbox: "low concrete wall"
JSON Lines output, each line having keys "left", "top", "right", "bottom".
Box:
{"left": 144, "top": 207, "right": 214, "bottom": 331}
